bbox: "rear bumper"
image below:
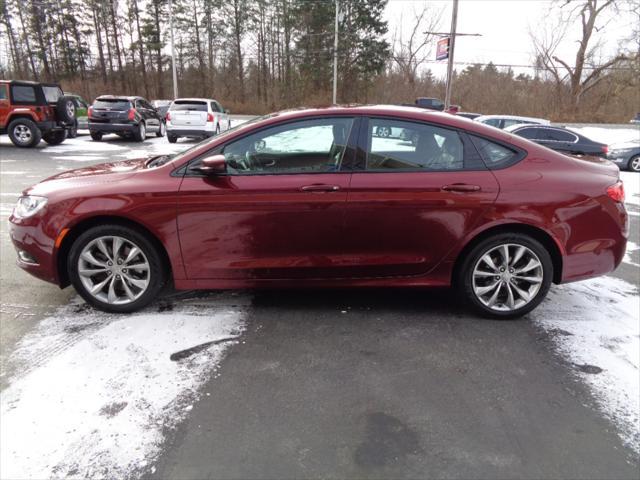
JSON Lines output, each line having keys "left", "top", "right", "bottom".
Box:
{"left": 167, "top": 128, "right": 214, "bottom": 138}
{"left": 89, "top": 122, "right": 137, "bottom": 133}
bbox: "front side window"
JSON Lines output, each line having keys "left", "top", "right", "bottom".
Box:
{"left": 0, "top": 85, "right": 7, "bottom": 100}
{"left": 222, "top": 117, "right": 354, "bottom": 175}
{"left": 11, "top": 85, "right": 37, "bottom": 103}
{"left": 366, "top": 119, "right": 466, "bottom": 171}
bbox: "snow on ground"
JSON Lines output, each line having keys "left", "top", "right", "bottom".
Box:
{"left": 533, "top": 276, "right": 640, "bottom": 454}
{"left": 621, "top": 171, "right": 640, "bottom": 208}
{"left": 0, "top": 292, "right": 250, "bottom": 479}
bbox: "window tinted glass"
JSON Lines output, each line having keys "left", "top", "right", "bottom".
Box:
{"left": 94, "top": 99, "right": 131, "bottom": 110}
{"left": 516, "top": 127, "right": 539, "bottom": 139}
{"left": 171, "top": 101, "right": 208, "bottom": 111}
{"left": 211, "top": 101, "right": 222, "bottom": 112}
{"left": 42, "top": 86, "right": 62, "bottom": 103}
{"left": 538, "top": 128, "right": 576, "bottom": 142}
{"left": 470, "top": 136, "right": 518, "bottom": 168}
{"left": 11, "top": 85, "right": 37, "bottom": 103}
{"left": 222, "top": 117, "right": 354, "bottom": 175}
{"left": 0, "top": 85, "right": 7, "bottom": 100}
{"left": 482, "top": 118, "right": 501, "bottom": 128}
{"left": 366, "top": 119, "right": 465, "bottom": 171}
{"left": 503, "top": 119, "right": 526, "bottom": 128}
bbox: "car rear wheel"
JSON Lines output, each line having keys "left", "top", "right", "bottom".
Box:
{"left": 628, "top": 155, "right": 640, "bottom": 172}
{"left": 42, "top": 130, "right": 67, "bottom": 145}
{"left": 67, "top": 122, "right": 78, "bottom": 138}
{"left": 8, "top": 118, "right": 42, "bottom": 148}
{"left": 156, "top": 121, "right": 166, "bottom": 138}
{"left": 167, "top": 134, "right": 177, "bottom": 144}
{"left": 90, "top": 131, "right": 103, "bottom": 141}
{"left": 458, "top": 233, "right": 553, "bottom": 319}
{"left": 133, "top": 122, "right": 146, "bottom": 142}
{"left": 68, "top": 225, "right": 167, "bottom": 313}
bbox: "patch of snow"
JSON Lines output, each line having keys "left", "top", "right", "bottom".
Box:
{"left": 52, "top": 155, "right": 108, "bottom": 162}
{"left": 533, "top": 276, "right": 640, "bottom": 453}
{"left": 621, "top": 171, "right": 640, "bottom": 208}
{"left": 624, "top": 240, "right": 639, "bottom": 268}
{"left": 0, "top": 293, "right": 250, "bottom": 479}
{"left": 1, "top": 171, "right": 27, "bottom": 175}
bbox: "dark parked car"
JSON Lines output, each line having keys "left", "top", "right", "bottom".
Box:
{"left": 9, "top": 106, "right": 627, "bottom": 319}
{"left": 457, "top": 112, "right": 482, "bottom": 120}
{"left": 630, "top": 113, "right": 640, "bottom": 124}
{"left": 608, "top": 143, "right": 640, "bottom": 172}
{"left": 505, "top": 124, "right": 608, "bottom": 157}
{"left": 0, "top": 80, "right": 76, "bottom": 147}
{"left": 88, "top": 95, "right": 165, "bottom": 142}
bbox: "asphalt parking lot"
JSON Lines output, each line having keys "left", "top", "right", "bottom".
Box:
{"left": 1, "top": 131, "right": 639, "bottom": 479}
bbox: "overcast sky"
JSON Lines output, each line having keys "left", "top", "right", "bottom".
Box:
{"left": 384, "top": 0, "right": 636, "bottom": 79}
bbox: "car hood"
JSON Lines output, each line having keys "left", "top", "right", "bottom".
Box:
{"left": 24, "top": 158, "right": 148, "bottom": 196}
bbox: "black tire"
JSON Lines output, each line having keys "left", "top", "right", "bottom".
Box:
{"left": 67, "top": 224, "right": 168, "bottom": 313}
{"left": 8, "top": 118, "right": 42, "bottom": 148}
{"left": 133, "top": 122, "right": 146, "bottom": 142}
{"left": 215, "top": 124, "right": 220, "bottom": 136}
{"left": 628, "top": 155, "right": 640, "bottom": 172}
{"left": 90, "top": 131, "right": 103, "bottom": 141}
{"left": 167, "top": 134, "right": 177, "bottom": 144}
{"left": 56, "top": 96, "right": 76, "bottom": 124}
{"left": 156, "top": 121, "right": 166, "bottom": 138}
{"left": 457, "top": 233, "right": 553, "bottom": 319}
{"left": 42, "top": 130, "right": 67, "bottom": 145}
{"left": 68, "top": 121, "right": 78, "bottom": 138}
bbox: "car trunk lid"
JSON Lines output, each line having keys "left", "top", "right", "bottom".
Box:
{"left": 169, "top": 101, "right": 208, "bottom": 127}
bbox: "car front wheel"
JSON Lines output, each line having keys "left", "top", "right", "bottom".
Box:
{"left": 8, "top": 118, "right": 42, "bottom": 148}
{"left": 167, "top": 134, "right": 177, "bottom": 144}
{"left": 68, "top": 225, "right": 167, "bottom": 313}
{"left": 458, "top": 233, "right": 553, "bottom": 319}
{"left": 156, "top": 121, "right": 166, "bottom": 138}
{"left": 90, "top": 131, "right": 103, "bottom": 141}
{"left": 133, "top": 122, "right": 146, "bottom": 142}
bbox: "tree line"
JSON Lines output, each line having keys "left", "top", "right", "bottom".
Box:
{"left": 0, "top": 0, "right": 637, "bottom": 122}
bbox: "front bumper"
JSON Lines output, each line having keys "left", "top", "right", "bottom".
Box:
{"left": 9, "top": 216, "right": 59, "bottom": 285}
{"left": 89, "top": 122, "right": 137, "bottom": 133}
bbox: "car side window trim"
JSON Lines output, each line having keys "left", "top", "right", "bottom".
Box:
{"left": 353, "top": 116, "right": 487, "bottom": 173}
{"left": 179, "top": 115, "right": 362, "bottom": 177}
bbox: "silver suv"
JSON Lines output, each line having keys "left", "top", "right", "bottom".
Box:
{"left": 166, "top": 98, "right": 231, "bottom": 143}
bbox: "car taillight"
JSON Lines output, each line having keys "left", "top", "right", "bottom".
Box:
{"left": 606, "top": 181, "right": 625, "bottom": 203}
{"left": 601, "top": 145, "right": 608, "bottom": 154}
{"left": 166, "top": 112, "right": 171, "bottom": 121}
{"left": 128, "top": 108, "right": 136, "bottom": 121}
{"left": 88, "top": 106, "right": 94, "bottom": 118}
{"left": 207, "top": 113, "right": 214, "bottom": 122}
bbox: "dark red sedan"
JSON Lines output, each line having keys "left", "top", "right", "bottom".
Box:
{"left": 9, "top": 106, "right": 628, "bottom": 318}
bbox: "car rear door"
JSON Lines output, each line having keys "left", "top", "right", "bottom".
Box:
{"left": 177, "top": 116, "right": 358, "bottom": 280}
{"left": 341, "top": 117, "right": 500, "bottom": 278}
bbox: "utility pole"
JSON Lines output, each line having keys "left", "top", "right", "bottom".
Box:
{"left": 332, "top": 0, "right": 339, "bottom": 105}
{"left": 169, "top": 0, "right": 179, "bottom": 99}
{"left": 444, "top": 0, "right": 459, "bottom": 109}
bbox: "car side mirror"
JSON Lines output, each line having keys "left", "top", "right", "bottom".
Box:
{"left": 196, "top": 154, "right": 227, "bottom": 175}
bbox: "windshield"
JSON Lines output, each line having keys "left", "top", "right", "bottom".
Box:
{"left": 93, "top": 99, "right": 131, "bottom": 110}
{"left": 43, "top": 86, "right": 62, "bottom": 103}
{"left": 170, "top": 101, "right": 207, "bottom": 112}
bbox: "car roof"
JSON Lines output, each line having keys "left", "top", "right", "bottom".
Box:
{"left": 172, "top": 98, "right": 219, "bottom": 102}
{"left": 475, "top": 114, "right": 550, "bottom": 124}
{"left": 95, "top": 95, "right": 140, "bottom": 101}
{"left": 0, "top": 79, "right": 61, "bottom": 87}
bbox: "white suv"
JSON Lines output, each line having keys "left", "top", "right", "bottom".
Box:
{"left": 166, "top": 98, "right": 231, "bottom": 143}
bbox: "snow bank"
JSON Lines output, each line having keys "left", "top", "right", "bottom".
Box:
{"left": 534, "top": 277, "right": 640, "bottom": 453}
{"left": 0, "top": 293, "right": 249, "bottom": 479}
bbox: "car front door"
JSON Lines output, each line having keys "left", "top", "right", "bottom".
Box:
{"left": 341, "top": 117, "right": 500, "bottom": 278}
{"left": 177, "top": 116, "right": 358, "bottom": 280}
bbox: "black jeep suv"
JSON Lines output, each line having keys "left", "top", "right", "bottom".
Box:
{"left": 0, "top": 80, "right": 76, "bottom": 148}
{"left": 88, "top": 96, "right": 165, "bottom": 142}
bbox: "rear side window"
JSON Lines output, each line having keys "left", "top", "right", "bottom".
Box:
{"left": 538, "top": 129, "right": 576, "bottom": 142}
{"left": 211, "top": 101, "right": 222, "bottom": 112}
{"left": 515, "top": 127, "right": 539, "bottom": 139}
{"left": 171, "top": 101, "right": 207, "bottom": 111}
{"left": 482, "top": 118, "right": 501, "bottom": 128}
{"left": 366, "top": 118, "right": 480, "bottom": 171}
{"left": 93, "top": 99, "right": 131, "bottom": 110}
{"left": 42, "top": 86, "right": 62, "bottom": 103}
{"left": 11, "top": 85, "right": 37, "bottom": 103}
{"left": 470, "top": 135, "right": 520, "bottom": 168}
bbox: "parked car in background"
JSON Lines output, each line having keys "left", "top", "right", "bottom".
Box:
{"left": 88, "top": 95, "right": 165, "bottom": 142}
{"left": 152, "top": 99, "right": 172, "bottom": 118}
{"left": 630, "top": 113, "right": 640, "bottom": 124}
{"left": 505, "top": 124, "right": 608, "bottom": 158}
{"left": 166, "top": 98, "right": 231, "bottom": 143}
{"left": 64, "top": 93, "right": 89, "bottom": 138}
{"left": 414, "top": 97, "right": 445, "bottom": 111}
{"left": 9, "top": 105, "right": 627, "bottom": 319}
{"left": 458, "top": 112, "right": 482, "bottom": 120}
{"left": 0, "top": 80, "right": 76, "bottom": 147}
{"left": 475, "top": 114, "right": 550, "bottom": 129}
{"left": 607, "top": 142, "right": 640, "bottom": 172}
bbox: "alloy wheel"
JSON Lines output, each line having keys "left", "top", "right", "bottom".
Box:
{"left": 630, "top": 156, "right": 640, "bottom": 172}
{"left": 77, "top": 236, "right": 150, "bottom": 305}
{"left": 472, "top": 243, "right": 544, "bottom": 312}
{"left": 14, "top": 125, "right": 32, "bottom": 144}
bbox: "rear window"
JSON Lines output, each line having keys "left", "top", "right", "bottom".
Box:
{"left": 11, "top": 85, "right": 37, "bottom": 103}
{"left": 42, "top": 86, "right": 62, "bottom": 103}
{"left": 93, "top": 99, "right": 132, "bottom": 110}
{"left": 170, "top": 101, "right": 207, "bottom": 111}
{"left": 470, "top": 135, "right": 520, "bottom": 168}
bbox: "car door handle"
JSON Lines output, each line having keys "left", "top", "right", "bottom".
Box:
{"left": 300, "top": 184, "right": 341, "bottom": 192}
{"left": 441, "top": 184, "right": 481, "bottom": 192}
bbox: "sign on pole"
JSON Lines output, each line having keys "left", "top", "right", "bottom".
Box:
{"left": 436, "top": 37, "right": 449, "bottom": 61}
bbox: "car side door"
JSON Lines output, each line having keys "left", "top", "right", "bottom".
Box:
{"left": 176, "top": 116, "right": 359, "bottom": 281}
{"left": 341, "top": 117, "right": 500, "bottom": 279}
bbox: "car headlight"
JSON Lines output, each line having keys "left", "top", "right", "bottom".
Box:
{"left": 13, "top": 196, "right": 48, "bottom": 218}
